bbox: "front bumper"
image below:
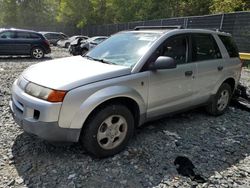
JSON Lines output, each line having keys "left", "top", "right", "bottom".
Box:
{"left": 10, "top": 79, "right": 81, "bottom": 142}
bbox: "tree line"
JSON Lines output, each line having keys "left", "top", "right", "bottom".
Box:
{"left": 0, "top": 0, "right": 249, "bottom": 29}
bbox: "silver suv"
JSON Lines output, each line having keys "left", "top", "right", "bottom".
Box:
{"left": 10, "top": 26, "right": 242, "bottom": 157}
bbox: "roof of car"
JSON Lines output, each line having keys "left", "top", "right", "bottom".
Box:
{"left": 0, "top": 28, "right": 42, "bottom": 34}
{"left": 39, "top": 31, "right": 65, "bottom": 34}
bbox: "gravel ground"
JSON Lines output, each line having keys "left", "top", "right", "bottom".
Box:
{"left": 0, "top": 48, "right": 250, "bottom": 188}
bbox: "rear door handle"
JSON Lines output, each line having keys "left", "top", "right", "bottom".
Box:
{"left": 218, "top": 66, "right": 224, "bottom": 71}
{"left": 185, "top": 71, "right": 193, "bottom": 77}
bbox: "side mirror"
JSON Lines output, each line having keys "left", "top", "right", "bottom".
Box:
{"left": 1, "top": 35, "right": 7, "bottom": 39}
{"left": 149, "top": 56, "right": 177, "bottom": 70}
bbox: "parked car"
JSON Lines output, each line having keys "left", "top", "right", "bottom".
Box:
{"left": 57, "top": 35, "right": 89, "bottom": 48}
{"left": 10, "top": 26, "right": 241, "bottom": 157}
{"left": 69, "top": 36, "right": 108, "bottom": 56}
{"left": 39, "top": 31, "right": 68, "bottom": 46}
{"left": 0, "top": 28, "right": 51, "bottom": 59}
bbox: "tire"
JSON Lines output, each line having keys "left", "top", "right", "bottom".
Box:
{"left": 81, "top": 104, "right": 134, "bottom": 158}
{"left": 206, "top": 83, "right": 232, "bottom": 116}
{"left": 31, "top": 47, "right": 45, "bottom": 59}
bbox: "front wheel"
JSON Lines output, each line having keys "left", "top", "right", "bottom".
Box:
{"left": 81, "top": 104, "right": 134, "bottom": 158}
{"left": 206, "top": 83, "right": 232, "bottom": 116}
{"left": 31, "top": 47, "right": 44, "bottom": 59}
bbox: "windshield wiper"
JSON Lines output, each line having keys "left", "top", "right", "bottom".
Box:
{"left": 84, "top": 55, "right": 115, "bottom": 65}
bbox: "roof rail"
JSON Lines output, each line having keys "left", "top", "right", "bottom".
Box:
{"left": 134, "top": 25, "right": 183, "bottom": 30}
{"left": 202, "top": 28, "right": 223, "bottom": 32}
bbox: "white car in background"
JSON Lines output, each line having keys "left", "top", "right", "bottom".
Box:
{"left": 57, "top": 35, "right": 89, "bottom": 48}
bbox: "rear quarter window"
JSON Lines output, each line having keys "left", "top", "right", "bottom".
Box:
{"left": 30, "top": 33, "right": 41, "bottom": 39}
{"left": 219, "top": 35, "right": 239, "bottom": 58}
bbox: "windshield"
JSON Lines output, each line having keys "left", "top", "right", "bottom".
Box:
{"left": 85, "top": 32, "right": 161, "bottom": 68}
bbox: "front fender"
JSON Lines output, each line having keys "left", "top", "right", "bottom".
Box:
{"left": 69, "top": 86, "right": 146, "bottom": 129}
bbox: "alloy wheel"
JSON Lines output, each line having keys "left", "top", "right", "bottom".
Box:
{"left": 97, "top": 115, "right": 128, "bottom": 150}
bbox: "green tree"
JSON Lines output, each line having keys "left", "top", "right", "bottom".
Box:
{"left": 210, "top": 0, "right": 249, "bottom": 13}
{"left": 1, "top": 0, "right": 19, "bottom": 27}
{"left": 56, "top": 0, "right": 91, "bottom": 28}
{"left": 17, "top": 0, "right": 59, "bottom": 27}
{"left": 179, "top": 0, "right": 212, "bottom": 16}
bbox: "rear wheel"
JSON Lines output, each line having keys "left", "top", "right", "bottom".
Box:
{"left": 31, "top": 47, "right": 44, "bottom": 59}
{"left": 81, "top": 104, "right": 134, "bottom": 158}
{"left": 206, "top": 83, "right": 232, "bottom": 116}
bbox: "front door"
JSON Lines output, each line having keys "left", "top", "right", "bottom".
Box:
{"left": 0, "top": 31, "right": 16, "bottom": 55}
{"left": 147, "top": 34, "right": 197, "bottom": 119}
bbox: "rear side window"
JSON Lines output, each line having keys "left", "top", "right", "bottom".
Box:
{"left": 192, "top": 34, "right": 222, "bottom": 62}
{"left": 219, "top": 35, "right": 239, "bottom": 57}
{"left": 30, "top": 33, "right": 41, "bottom": 39}
{"left": 16, "top": 32, "right": 31, "bottom": 39}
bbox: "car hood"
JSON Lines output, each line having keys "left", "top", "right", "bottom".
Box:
{"left": 22, "top": 56, "right": 131, "bottom": 90}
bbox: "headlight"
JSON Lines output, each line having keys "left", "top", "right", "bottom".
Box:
{"left": 25, "top": 82, "right": 67, "bottom": 102}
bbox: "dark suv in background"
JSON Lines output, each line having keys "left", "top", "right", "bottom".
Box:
{"left": 0, "top": 29, "right": 51, "bottom": 59}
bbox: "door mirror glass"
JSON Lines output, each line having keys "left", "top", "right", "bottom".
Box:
{"left": 149, "top": 56, "right": 177, "bottom": 70}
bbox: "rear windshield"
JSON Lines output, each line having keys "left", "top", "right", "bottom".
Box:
{"left": 219, "top": 35, "right": 239, "bottom": 57}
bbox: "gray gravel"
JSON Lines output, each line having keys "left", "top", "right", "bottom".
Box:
{"left": 0, "top": 49, "right": 250, "bottom": 188}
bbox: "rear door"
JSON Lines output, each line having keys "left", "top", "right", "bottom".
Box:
{"left": 147, "top": 34, "right": 197, "bottom": 118}
{"left": 190, "top": 33, "right": 224, "bottom": 105}
{"left": 0, "top": 31, "right": 16, "bottom": 55}
{"left": 15, "top": 31, "right": 33, "bottom": 54}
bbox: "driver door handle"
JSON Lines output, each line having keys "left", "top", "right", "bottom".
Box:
{"left": 185, "top": 71, "right": 193, "bottom": 77}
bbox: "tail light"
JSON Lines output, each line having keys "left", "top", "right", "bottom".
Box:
{"left": 44, "top": 39, "right": 50, "bottom": 46}
{"left": 240, "top": 58, "right": 244, "bottom": 69}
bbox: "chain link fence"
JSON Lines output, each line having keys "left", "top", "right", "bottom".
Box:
{"left": 81, "top": 11, "right": 250, "bottom": 52}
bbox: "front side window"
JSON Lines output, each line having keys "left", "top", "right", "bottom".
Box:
{"left": 86, "top": 32, "right": 161, "bottom": 68}
{"left": 192, "top": 34, "right": 222, "bottom": 62}
{"left": 0, "top": 31, "right": 15, "bottom": 39}
{"left": 161, "top": 35, "right": 187, "bottom": 65}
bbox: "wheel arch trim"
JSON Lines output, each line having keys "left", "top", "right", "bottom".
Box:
{"left": 69, "top": 86, "right": 147, "bottom": 130}
{"left": 213, "top": 77, "right": 236, "bottom": 95}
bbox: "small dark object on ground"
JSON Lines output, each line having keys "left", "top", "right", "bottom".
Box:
{"left": 174, "top": 156, "right": 206, "bottom": 183}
